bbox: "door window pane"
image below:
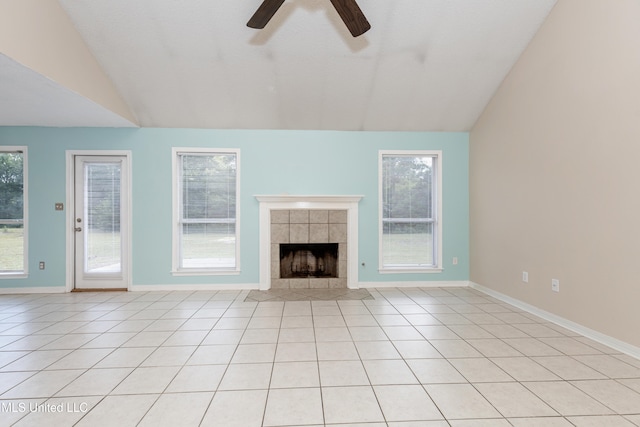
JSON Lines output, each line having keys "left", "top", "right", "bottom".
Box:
{"left": 85, "top": 162, "right": 121, "bottom": 274}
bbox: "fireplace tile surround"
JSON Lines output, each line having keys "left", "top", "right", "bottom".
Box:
{"left": 271, "top": 209, "right": 348, "bottom": 289}
{"left": 256, "top": 195, "right": 362, "bottom": 291}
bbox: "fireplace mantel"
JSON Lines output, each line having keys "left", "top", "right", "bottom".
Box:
{"left": 255, "top": 195, "right": 363, "bottom": 290}
{"left": 255, "top": 195, "right": 363, "bottom": 205}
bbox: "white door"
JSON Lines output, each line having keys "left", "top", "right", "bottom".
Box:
{"left": 73, "top": 156, "right": 129, "bottom": 289}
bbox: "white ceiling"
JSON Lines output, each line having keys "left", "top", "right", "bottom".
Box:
{"left": 5, "top": 0, "right": 557, "bottom": 131}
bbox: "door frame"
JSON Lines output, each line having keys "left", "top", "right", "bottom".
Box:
{"left": 65, "top": 150, "right": 133, "bottom": 292}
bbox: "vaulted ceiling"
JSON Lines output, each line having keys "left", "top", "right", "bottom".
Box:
{"left": 1, "top": 0, "right": 557, "bottom": 131}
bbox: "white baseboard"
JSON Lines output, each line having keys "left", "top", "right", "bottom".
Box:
{"left": 359, "top": 280, "right": 470, "bottom": 289}
{"left": 0, "top": 286, "right": 66, "bottom": 294}
{"left": 129, "top": 283, "right": 260, "bottom": 292}
{"left": 470, "top": 281, "right": 640, "bottom": 360}
{"left": 0, "top": 281, "right": 470, "bottom": 293}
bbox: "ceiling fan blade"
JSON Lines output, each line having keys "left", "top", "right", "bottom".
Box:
{"left": 247, "top": 0, "right": 286, "bottom": 29}
{"left": 329, "top": 0, "right": 371, "bottom": 37}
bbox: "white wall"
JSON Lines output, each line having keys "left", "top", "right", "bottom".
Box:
{"left": 470, "top": 0, "right": 640, "bottom": 347}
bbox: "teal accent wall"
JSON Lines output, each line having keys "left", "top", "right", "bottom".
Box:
{"left": 0, "top": 127, "right": 468, "bottom": 288}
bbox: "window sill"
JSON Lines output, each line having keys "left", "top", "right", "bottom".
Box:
{"left": 378, "top": 268, "right": 443, "bottom": 274}
{"left": 0, "top": 273, "right": 28, "bottom": 279}
{"left": 171, "top": 269, "right": 241, "bottom": 277}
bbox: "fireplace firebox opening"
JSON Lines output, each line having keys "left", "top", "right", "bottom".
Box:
{"left": 280, "top": 243, "right": 338, "bottom": 279}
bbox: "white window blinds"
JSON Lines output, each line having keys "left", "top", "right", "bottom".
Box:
{"left": 177, "top": 151, "right": 238, "bottom": 270}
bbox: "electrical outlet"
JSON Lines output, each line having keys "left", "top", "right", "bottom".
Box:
{"left": 522, "top": 271, "right": 528, "bottom": 283}
{"left": 452, "top": 257, "right": 458, "bottom": 265}
{"left": 551, "top": 279, "right": 560, "bottom": 292}
{"left": 39, "top": 262, "right": 45, "bottom": 270}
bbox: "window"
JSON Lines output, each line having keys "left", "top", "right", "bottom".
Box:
{"left": 379, "top": 150, "right": 442, "bottom": 272}
{"left": 0, "top": 148, "right": 27, "bottom": 276}
{"left": 173, "top": 149, "right": 239, "bottom": 273}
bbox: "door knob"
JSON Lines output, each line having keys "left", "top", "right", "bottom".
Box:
{"left": 75, "top": 227, "right": 82, "bottom": 232}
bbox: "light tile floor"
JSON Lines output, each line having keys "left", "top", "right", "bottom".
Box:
{"left": 0, "top": 287, "right": 639, "bottom": 426}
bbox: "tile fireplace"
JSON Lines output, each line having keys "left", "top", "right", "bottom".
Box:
{"left": 256, "top": 195, "right": 362, "bottom": 290}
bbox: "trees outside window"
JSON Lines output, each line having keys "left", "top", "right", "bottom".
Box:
{"left": 0, "top": 149, "right": 26, "bottom": 275}
{"left": 380, "top": 151, "right": 441, "bottom": 271}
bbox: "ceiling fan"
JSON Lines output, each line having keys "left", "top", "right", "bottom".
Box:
{"left": 247, "top": 0, "right": 371, "bottom": 37}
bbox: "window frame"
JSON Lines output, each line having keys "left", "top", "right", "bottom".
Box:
{"left": 378, "top": 150, "right": 442, "bottom": 273}
{"left": 171, "top": 148, "right": 240, "bottom": 275}
{"left": 0, "top": 146, "right": 28, "bottom": 278}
